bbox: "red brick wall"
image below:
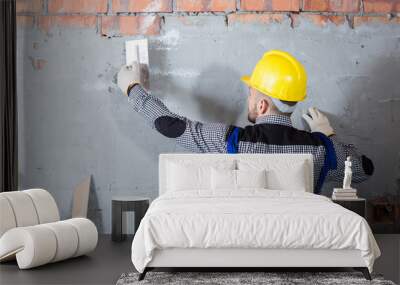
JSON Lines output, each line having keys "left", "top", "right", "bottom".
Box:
{"left": 16, "top": 0, "right": 400, "bottom": 35}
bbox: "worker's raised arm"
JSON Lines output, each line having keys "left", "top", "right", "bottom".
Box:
{"left": 328, "top": 137, "right": 374, "bottom": 183}
{"left": 302, "top": 107, "right": 374, "bottom": 185}
{"left": 117, "top": 64, "right": 231, "bottom": 153}
{"left": 127, "top": 84, "right": 229, "bottom": 153}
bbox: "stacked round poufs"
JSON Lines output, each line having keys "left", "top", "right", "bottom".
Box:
{"left": 0, "top": 189, "right": 98, "bottom": 269}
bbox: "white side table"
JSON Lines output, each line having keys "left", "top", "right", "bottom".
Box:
{"left": 112, "top": 196, "right": 150, "bottom": 242}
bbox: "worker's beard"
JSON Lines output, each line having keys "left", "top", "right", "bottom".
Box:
{"left": 247, "top": 105, "right": 257, "bottom": 124}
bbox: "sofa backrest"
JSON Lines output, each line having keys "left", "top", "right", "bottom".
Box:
{"left": 159, "top": 153, "right": 314, "bottom": 195}
{"left": 0, "top": 189, "right": 60, "bottom": 237}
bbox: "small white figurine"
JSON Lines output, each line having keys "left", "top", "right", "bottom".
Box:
{"left": 343, "top": 156, "right": 353, "bottom": 189}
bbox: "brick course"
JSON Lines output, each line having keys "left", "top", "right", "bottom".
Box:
{"left": 303, "top": 0, "right": 361, "bottom": 13}
{"left": 228, "top": 13, "right": 286, "bottom": 24}
{"left": 16, "top": 0, "right": 400, "bottom": 33}
{"left": 176, "top": 0, "right": 236, "bottom": 12}
{"left": 363, "top": 0, "right": 400, "bottom": 13}
{"left": 112, "top": 0, "right": 173, "bottom": 13}
{"left": 101, "top": 16, "right": 161, "bottom": 36}
{"left": 38, "top": 16, "right": 97, "bottom": 32}
{"left": 240, "top": 0, "right": 300, "bottom": 11}
{"left": 48, "top": 0, "right": 108, "bottom": 14}
{"left": 354, "top": 15, "right": 400, "bottom": 26}
{"left": 17, "top": 16, "right": 35, "bottom": 27}
{"left": 291, "top": 14, "right": 346, "bottom": 27}
{"left": 16, "top": 0, "right": 43, "bottom": 13}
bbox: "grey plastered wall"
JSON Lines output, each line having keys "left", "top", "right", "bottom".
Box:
{"left": 17, "top": 16, "right": 400, "bottom": 233}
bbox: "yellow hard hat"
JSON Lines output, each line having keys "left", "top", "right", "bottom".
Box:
{"left": 241, "top": 50, "right": 307, "bottom": 102}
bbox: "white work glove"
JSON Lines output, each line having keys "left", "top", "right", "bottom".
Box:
{"left": 302, "top": 107, "right": 335, "bottom": 137}
{"left": 117, "top": 62, "right": 149, "bottom": 96}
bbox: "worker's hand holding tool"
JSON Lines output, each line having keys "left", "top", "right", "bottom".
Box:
{"left": 117, "top": 62, "right": 149, "bottom": 96}
{"left": 302, "top": 107, "right": 335, "bottom": 137}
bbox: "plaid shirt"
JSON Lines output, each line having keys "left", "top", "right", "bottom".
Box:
{"left": 128, "top": 85, "right": 372, "bottom": 191}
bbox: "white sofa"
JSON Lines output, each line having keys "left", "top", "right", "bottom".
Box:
{"left": 0, "top": 189, "right": 98, "bottom": 269}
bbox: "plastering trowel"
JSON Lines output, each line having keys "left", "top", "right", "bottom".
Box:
{"left": 125, "top": 39, "right": 149, "bottom": 66}
{"left": 125, "top": 39, "right": 149, "bottom": 88}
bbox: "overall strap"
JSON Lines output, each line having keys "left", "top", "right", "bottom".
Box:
{"left": 312, "top": 132, "right": 337, "bottom": 194}
{"left": 226, "top": 127, "right": 240, "bottom": 154}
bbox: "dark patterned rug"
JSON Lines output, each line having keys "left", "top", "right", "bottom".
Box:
{"left": 116, "top": 271, "right": 396, "bottom": 285}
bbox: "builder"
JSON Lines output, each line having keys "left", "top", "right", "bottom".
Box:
{"left": 117, "top": 50, "right": 374, "bottom": 193}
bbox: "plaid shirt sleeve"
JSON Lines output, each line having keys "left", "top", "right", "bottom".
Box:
{"left": 127, "top": 84, "right": 229, "bottom": 153}
{"left": 327, "top": 136, "right": 371, "bottom": 183}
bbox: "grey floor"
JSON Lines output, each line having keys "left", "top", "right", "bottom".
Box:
{"left": 1, "top": 234, "right": 398, "bottom": 285}
{"left": 0, "top": 235, "right": 134, "bottom": 285}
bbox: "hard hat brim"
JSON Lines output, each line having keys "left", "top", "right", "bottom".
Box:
{"left": 241, "top": 75, "right": 273, "bottom": 97}
{"left": 241, "top": 75, "right": 251, "bottom": 86}
{"left": 241, "top": 75, "right": 274, "bottom": 98}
